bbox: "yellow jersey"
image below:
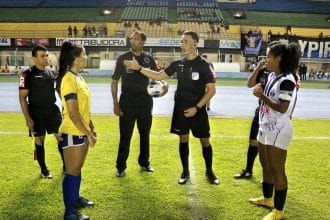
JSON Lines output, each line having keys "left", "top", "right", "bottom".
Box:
{"left": 59, "top": 71, "right": 91, "bottom": 136}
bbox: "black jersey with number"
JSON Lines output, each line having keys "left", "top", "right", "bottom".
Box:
{"left": 19, "top": 66, "right": 57, "bottom": 107}
{"left": 165, "top": 55, "right": 216, "bottom": 108}
{"left": 112, "top": 51, "right": 157, "bottom": 97}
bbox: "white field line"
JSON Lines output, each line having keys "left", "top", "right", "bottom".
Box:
{"left": 3, "top": 132, "right": 328, "bottom": 140}
{"left": 186, "top": 154, "right": 206, "bottom": 220}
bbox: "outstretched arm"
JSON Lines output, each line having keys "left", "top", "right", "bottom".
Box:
{"left": 124, "top": 57, "right": 169, "bottom": 81}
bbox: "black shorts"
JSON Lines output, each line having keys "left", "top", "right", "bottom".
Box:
{"left": 29, "top": 104, "right": 62, "bottom": 137}
{"left": 170, "top": 103, "right": 210, "bottom": 138}
{"left": 249, "top": 106, "right": 260, "bottom": 140}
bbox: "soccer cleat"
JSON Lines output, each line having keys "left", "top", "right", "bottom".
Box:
{"left": 74, "top": 197, "right": 95, "bottom": 209}
{"left": 249, "top": 197, "right": 274, "bottom": 209}
{"left": 64, "top": 211, "right": 89, "bottom": 220}
{"left": 41, "top": 169, "right": 53, "bottom": 179}
{"left": 263, "top": 209, "right": 285, "bottom": 220}
{"left": 115, "top": 169, "right": 125, "bottom": 177}
{"left": 178, "top": 172, "right": 189, "bottom": 185}
{"left": 141, "top": 165, "right": 155, "bottom": 172}
{"left": 234, "top": 170, "right": 252, "bottom": 179}
{"left": 206, "top": 171, "right": 220, "bottom": 185}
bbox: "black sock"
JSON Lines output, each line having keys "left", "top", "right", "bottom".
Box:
{"left": 179, "top": 142, "right": 189, "bottom": 174}
{"left": 274, "top": 189, "right": 287, "bottom": 211}
{"left": 202, "top": 145, "right": 213, "bottom": 173}
{"left": 58, "top": 142, "right": 65, "bottom": 170}
{"left": 35, "top": 143, "right": 47, "bottom": 171}
{"left": 262, "top": 181, "right": 274, "bottom": 198}
{"left": 246, "top": 145, "right": 258, "bottom": 172}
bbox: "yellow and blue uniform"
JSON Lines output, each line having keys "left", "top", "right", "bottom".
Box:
{"left": 59, "top": 71, "right": 91, "bottom": 136}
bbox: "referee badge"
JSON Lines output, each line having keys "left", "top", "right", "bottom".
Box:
{"left": 192, "top": 72, "right": 199, "bottom": 80}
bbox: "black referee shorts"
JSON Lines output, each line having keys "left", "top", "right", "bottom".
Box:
{"left": 170, "top": 103, "right": 210, "bottom": 138}
{"left": 29, "top": 104, "right": 62, "bottom": 137}
{"left": 249, "top": 106, "right": 260, "bottom": 140}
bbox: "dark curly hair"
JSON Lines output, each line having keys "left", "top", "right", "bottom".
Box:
{"left": 268, "top": 41, "right": 301, "bottom": 76}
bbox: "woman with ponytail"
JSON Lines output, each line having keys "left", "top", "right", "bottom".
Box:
{"left": 249, "top": 41, "right": 300, "bottom": 220}
{"left": 58, "top": 41, "right": 96, "bottom": 220}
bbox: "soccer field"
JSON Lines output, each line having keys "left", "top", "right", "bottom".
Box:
{"left": 0, "top": 113, "right": 329, "bottom": 219}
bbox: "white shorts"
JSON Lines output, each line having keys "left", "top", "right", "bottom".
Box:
{"left": 257, "top": 121, "right": 293, "bottom": 150}
{"left": 59, "top": 133, "right": 87, "bottom": 149}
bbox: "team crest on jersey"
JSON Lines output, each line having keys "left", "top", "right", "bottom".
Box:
{"left": 192, "top": 72, "right": 199, "bottom": 80}
{"left": 144, "top": 57, "right": 150, "bottom": 64}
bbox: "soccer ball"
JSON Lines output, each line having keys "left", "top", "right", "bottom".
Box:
{"left": 147, "top": 80, "right": 169, "bottom": 98}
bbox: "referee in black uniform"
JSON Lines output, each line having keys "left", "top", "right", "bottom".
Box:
{"left": 234, "top": 60, "right": 269, "bottom": 179}
{"left": 19, "top": 44, "right": 64, "bottom": 178}
{"left": 124, "top": 31, "right": 219, "bottom": 185}
{"left": 111, "top": 30, "right": 157, "bottom": 177}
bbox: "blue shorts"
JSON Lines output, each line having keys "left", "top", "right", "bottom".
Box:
{"left": 59, "top": 133, "right": 87, "bottom": 149}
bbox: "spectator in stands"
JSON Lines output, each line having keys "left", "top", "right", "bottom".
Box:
{"left": 68, "top": 25, "right": 73, "bottom": 37}
{"left": 267, "top": 30, "right": 272, "bottom": 42}
{"left": 319, "top": 32, "right": 324, "bottom": 41}
{"left": 83, "top": 25, "right": 88, "bottom": 37}
{"left": 73, "top": 26, "right": 78, "bottom": 38}
{"left": 301, "top": 63, "right": 307, "bottom": 80}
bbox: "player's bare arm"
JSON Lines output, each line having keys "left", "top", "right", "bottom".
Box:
{"left": 247, "top": 60, "right": 266, "bottom": 88}
{"left": 111, "top": 79, "right": 122, "bottom": 116}
{"left": 253, "top": 83, "right": 290, "bottom": 113}
{"left": 123, "top": 57, "right": 169, "bottom": 81}
{"left": 18, "top": 89, "right": 34, "bottom": 131}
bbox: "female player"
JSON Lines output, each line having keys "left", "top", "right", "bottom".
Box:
{"left": 249, "top": 41, "right": 300, "bottom": 220}
{"left": 58, "top": 41, "right": 97, "bottom": 220}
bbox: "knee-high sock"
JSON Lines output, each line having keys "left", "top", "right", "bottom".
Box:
{"left": 262, "top": 181, "right": 274, "bottom": 198}
{"left": 57, "top": 142, "right": 65, "bottom": 170}
{"left": 179, "top": 142, "right": 189, "bottom": 174}
{"left": 63, "top": 174, "right": 80, "bottom": 216}
{"left": 202, "top": 145, "right": 213, "bottom": 172}
{"left": 35, "top": 143, "right": 47, "bottom": 171}
{"left": 274, "top": 189, "right": 287, "bottom": 211}
{"left": 246, "top": 145, "right": 258, "bottom": 172}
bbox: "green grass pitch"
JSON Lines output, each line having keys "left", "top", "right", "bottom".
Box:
{"left": 0, "top": 113, "right": 329, "bottom": 219}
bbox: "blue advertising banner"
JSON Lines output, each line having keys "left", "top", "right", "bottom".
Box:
{"left": 270, "top": 35, "right": 330, "bottom": 59}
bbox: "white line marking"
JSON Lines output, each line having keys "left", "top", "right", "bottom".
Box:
{"left": 0, "top": 131, "right": 329, "bottom": 140}
{"left": 186, "top": 154, "right": 206, "bottom": 220}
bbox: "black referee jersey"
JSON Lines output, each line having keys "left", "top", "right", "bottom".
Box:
{"left": 112, "top": 51, "right": 157, "bottom": 97}
{"left": 19, "top": 66, "right": 57, "bottom": 107}
{"left": 164, "top": 55, "right": 216, "bottom": 108}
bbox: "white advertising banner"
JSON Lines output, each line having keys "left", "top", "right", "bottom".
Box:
{"left": 219, "top": 40, "right": 241, "bottom": 49}
{"left": 145, "top": 38, "right": 205, "bottom": 48}
{"left": 0, "top": 38, "right": 11, "bottom": 46}
{"left": 56, "top": 38, "right": 127, "bottom": 47}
